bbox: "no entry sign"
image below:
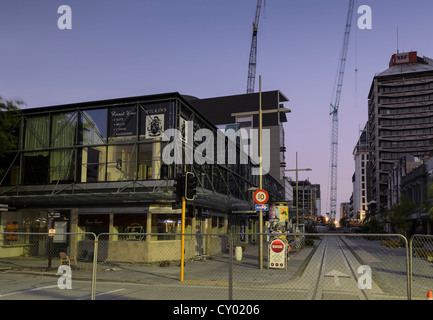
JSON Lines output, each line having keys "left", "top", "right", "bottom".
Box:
{"left": 268, "top": 238, "right": 287, "bottom": 269}
{"left": 271, "top": 239, "right": 285, "bottom": 253}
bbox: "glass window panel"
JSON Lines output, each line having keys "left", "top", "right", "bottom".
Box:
{"left": 113, "top": 214, "right": 147, "bottom": 241}
{"left": 81, "top": 146, "right": 106, "bottom": 182}
{"left": 51, "top": 112, "right": 78, "bottom": 148}
{"left": 24, "top": 115, "right": 49, "bottom": 150}
{"left": 0, "top": 153, "right": 20, "bottom": 186}
{"left": 107, "top": 144, "right": 137, "bottom": 181}
{"left": 23, "top": 151, "right": 49, "bottom": 185}
{"left": 151, "top": 214, "right": 192, "bottom": 241}
{"left": 138, "top": 142, "right": 169, "bottom": 180}
{"left": 49, "top": 149, "right": 75, "bottom": 183}
{"left": 81, "top": 109, "right": 107, "bottom": 145}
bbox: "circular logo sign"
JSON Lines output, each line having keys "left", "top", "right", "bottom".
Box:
{"left": 253, "top": 189, "right": 269, "bottom": 204}
{"left": 271, "top": 239, "right": 285, "bottom": 253}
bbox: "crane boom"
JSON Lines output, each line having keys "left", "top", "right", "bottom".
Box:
{"left": 247, "top": 0, "right": 263, "bottom": 94}
{"left": 328, "top": 0, "right": 355, "bottom": 221}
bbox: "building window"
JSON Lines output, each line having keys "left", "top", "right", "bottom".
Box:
{"left": 107, "top": 145, "right": 137, "bottom": 181}
{"left": 113, "top": 214, "right": 147, "bottom": 241}
{"left": 81, "top": 147, "right": 106, "bottom": 182}
{"left": 236, "top": 115, "right": 253, "bottom": 129}
{"left": 151, "top": 214, "right": 192, "bottom": 241}
{"left": 78, "top": 214, "right": 110, "bottom": 238}
{"left": 81, "top": 109, "right": 107, "bottom": 145}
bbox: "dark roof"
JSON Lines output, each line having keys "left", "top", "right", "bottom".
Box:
{"left": 185, "top": 90, "right": 289, "bottom": 127}
{"left": 20, "top": 92, "right": 184, "bottom": 115}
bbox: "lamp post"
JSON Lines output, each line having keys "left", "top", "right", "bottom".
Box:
{"left": 283, "top": 152, "right": 312, "bottom": 226}
{"left": 231, "top": 76, "right": 291, "bottom": 269}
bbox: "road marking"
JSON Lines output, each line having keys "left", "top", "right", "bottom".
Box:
{"left": 182, "top": 280, "right": 230, "bottom": 286}
{"left": 0, "top": 285, "right": 58, "bottom": 298}
{"left": 324, "top": 270, "right": 351, "bottom": 287}
{"left": 76, "top": 288, "right": 125, "bottom": 300}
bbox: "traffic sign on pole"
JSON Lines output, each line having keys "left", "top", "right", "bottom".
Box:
{"left": 255, "top": 204, "right": 268, "bottom": 211}
{"left": 253, "top": 189, "right": 269, "bottom": 204}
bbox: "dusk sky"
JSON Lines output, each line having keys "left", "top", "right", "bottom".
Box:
{"left": 2, "top": 0, "right": 433, "bottom": 220}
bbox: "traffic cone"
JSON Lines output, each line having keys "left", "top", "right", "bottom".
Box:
{"left": 427, "top": 290, "right": 433, "bottom": 300}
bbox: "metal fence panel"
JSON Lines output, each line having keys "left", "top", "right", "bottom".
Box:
{"left": 231, "top": 233, "right": 410, "bottom": 300}
{"left": 92, "top": 233, "right": 232, "bottom": 300}
{"left": 409, "top": 234, "right": 433, "bottom": 300}
{"left": 0, "top": 232, "right": 96, "bottom": 300}
{"left": 1, "top": 231, "right": 422, "bottom": 300}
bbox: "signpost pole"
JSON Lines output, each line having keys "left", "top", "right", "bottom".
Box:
{"left": 258, "top": 76, "right": 263, "bottom": 270}
{"left": 47, "top": 212, "right": 55, "bottom": 270}
{"left": 180, "top": 196, "right": 186, "bottom": 282}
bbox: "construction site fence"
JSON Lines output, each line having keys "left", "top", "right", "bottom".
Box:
{"left": 0, "top": 231, "right": 433, "bottom": 300}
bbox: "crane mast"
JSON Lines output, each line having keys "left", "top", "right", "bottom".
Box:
{"left": 247, "top": 0, "right": 263, "bottom": 94}
{"left": 328, "top": 0, "right": 355, "bottom": 221}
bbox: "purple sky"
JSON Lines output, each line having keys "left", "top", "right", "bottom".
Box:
{"left": 2, "top": 0, "right": 433, "bottom": 220}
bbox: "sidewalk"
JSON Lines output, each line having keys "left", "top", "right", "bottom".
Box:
{"left": 0, "top": 242, "right": 317, "bottom": 287}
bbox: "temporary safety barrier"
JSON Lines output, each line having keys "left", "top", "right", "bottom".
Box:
{"left": 2, "top": 231, "right": 433, "bottom": 300}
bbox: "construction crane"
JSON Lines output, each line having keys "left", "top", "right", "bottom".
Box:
{"left": 246, "top": 0, "right": 263, "bottom": 94}
{"left": 328, "top": 0, "right": 355, "bottom": 221}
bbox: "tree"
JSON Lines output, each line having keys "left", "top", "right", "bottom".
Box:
{"left": 386, "top": 195, "right": 415, "bottom": 236}
{"left": 0, "top": 96, "right": 23, "bottom": 157}
{"left": 422, "top": 182, "right": 433, "bottom": 219}
{"left": 360, "top": 217, "right": 385, "bottom": 234}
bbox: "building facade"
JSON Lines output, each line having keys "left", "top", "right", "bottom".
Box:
{"left": 289, "top": 179, "right": 320, "bottom": 224}
{"left": 0, "top": 92, "right": 286, "bottom": 261}
{"left": 186, "top": 90, "right": 290, "bottom": 188}
{"left": 367, "top": 51, "right": 433, "bottom": 218}
{"left": 352, "top": 123, "right": 369, "bottom": 221}
{"left": 387, "top": 155, "right": 433, "bottom": 234}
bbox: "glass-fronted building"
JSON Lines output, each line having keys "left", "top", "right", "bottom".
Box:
{"left": 0, "top": 92, "right": 285, "bottom": 261}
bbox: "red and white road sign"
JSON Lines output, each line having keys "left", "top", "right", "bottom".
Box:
{"left": 253, "top": 189, "right": 269, "bottom": 204}
{"left": 269, "top": 238, "right": 287, "bottom": 269}
{"left": 270, "top": 239, "right": 285, "bottom": 253}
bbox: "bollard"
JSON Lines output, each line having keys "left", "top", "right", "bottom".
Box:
{"left": 235, "top": 246, "right": 243, "bottom": 261}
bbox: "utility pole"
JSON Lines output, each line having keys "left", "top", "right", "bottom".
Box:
{"left": 283, "top": 152, "right": 312, "bottom": 225}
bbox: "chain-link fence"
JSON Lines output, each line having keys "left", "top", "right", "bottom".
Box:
{"left": 230, "top": 233, "right": 410, "bottom": 300}
{"left": 0, "top": 232, "right": 96, "bottom": 300}
{"left": 92, "top": 233, "right": 232, "bottom": 300}
{"left": 409, "top": 234, "right": 433, "bottom": 300}
{"left": 3, "top": 231, "right": 433, "bottom": 300}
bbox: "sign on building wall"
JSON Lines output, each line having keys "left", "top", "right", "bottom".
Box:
{"left": 108, "top": 106, "right": 137, "bottom": 137}
{"left": 143, "top": 103, "right": 169, "bottom": 139}
{"left": 108, "top": 103, "right": 169, "bottom": 138}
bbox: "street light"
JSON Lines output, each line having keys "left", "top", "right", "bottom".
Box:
{"left": 230, "top": 76, "right": 291, "bottom": 270}
{"left": 283, "top": 152, "right": 312, "bottom": 226}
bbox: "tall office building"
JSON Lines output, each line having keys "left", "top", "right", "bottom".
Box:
{"left": 352, "top": 123, "right": 369, "bottom": 221}
{"left": 367, "top": 51, "right": 433, "bottom": 217}
{"left": 186, "top": 90, "right": 290, "bottom": 193}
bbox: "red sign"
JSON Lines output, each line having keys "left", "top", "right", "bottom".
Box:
{"left": 389, "top": 51, "right": 417, "bottom": 67}
{"left": 253, "top": 189, "right": 269, "bottom": 204}
{"left": 271, "top": 240, "right": 285, "bottom": 253}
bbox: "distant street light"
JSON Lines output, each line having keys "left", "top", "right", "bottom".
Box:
{"left": 283, "top": 152, "right": 312, "bottom": 225}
